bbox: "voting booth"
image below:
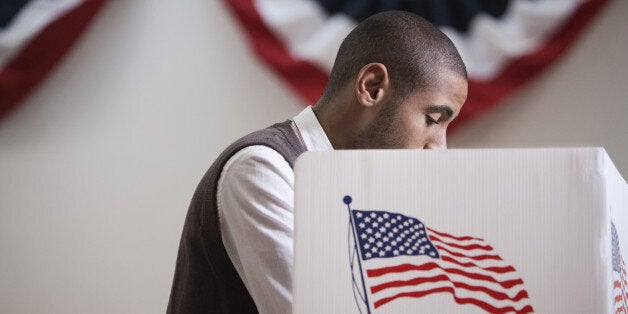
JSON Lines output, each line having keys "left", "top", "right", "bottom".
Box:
{"left": 293, "top": 148, "right": 627, "bottom": 313}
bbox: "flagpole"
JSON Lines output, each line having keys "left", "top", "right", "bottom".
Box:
{"left": 344, "top": 195, "right": 372, "bottom": 314}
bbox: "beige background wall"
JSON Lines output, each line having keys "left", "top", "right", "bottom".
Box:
{"left": 0, "top": 1, "right": 626, "bottom": 313}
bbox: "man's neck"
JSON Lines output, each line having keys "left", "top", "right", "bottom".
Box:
{"left": 313, "top": 100, "right": 365, "bottom": 150}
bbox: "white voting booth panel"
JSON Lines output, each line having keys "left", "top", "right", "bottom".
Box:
{"left": 293, "top": 148, "right": 627, "bottom": 314}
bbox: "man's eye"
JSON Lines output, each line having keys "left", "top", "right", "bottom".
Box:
{"left": 426, "top": 115, "right": 439, "bottom": 126}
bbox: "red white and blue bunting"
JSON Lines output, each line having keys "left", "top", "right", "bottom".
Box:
{"left": 0, "top": 1, "right": 611, "bottom": 128}
{"left": 0, "top": 0, "right": 108, "bottom": 119}
{"left": 224, "top": 0, "right": 610, "bottom": 130}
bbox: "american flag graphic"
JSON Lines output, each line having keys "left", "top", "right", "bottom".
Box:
{"left": 612, "top": 222, "right": 628, "bottom": 314}
{"left": 345, "top": 196, "right": 533, "bottom": 313}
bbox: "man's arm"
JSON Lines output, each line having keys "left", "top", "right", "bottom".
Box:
{"left": 217, "top": 145, "right": 294, "bottom": 314}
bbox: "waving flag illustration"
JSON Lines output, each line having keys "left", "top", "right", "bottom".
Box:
{"left": 343, "top": 196, "right": 533, "bottom": 313}
{"left": 612, "top": 222, "right": 628, "bottom": 313}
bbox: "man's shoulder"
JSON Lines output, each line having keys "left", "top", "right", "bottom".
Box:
{"left": 219, "top": 121, "right": 306, "bottom": 170}
{"left": 231, "top": 121, "right": 293, "bottom": 147}
{"left": 221, "top": 145, "right": 291, "bottom": 178}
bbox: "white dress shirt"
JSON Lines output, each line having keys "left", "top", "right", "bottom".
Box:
{"left": 216, "top": 106, "right": 333, "bottom": 314}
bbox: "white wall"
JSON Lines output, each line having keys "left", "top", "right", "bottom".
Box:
{"left": 0, "top": 0, "right": 626, "bottom": 313}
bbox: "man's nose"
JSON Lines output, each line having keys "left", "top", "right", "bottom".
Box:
{"left": 423, "top": 132, "right": 447, "bottom": 150}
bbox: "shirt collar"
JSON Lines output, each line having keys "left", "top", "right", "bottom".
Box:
{"left": 292, "top": 106, "right": 333, "bottom": 151}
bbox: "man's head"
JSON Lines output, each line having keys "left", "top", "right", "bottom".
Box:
{"left": 314, "top": 11, "right": 468, "bottom": 149}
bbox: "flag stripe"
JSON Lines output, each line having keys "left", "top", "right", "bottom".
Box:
{"left": 373, "top": 286, "right": 534, "bottom": 313}
{"left": 428, "top": 234, "right": 493, "bottom": 251}
{"left": 370, "top": 273, "right": 530, "bottom": 302}
{"left": 224, "top": 0, "right": 329, "bottom": 104}
{"left": 1, "top": 0, "right": 83, "bottom": 67}
{"left": 371, "top": 257, "right": 525, "bottom": 285}
{"left": 440, "top": 255, "right": 516, "bottom": 274}
{"left": 435, "top": 245, "right": 502, "bottom": 261}
{"left": 371, "top": 278, "right": 531, "bottom": 310}
{"left": 455, "top": 0, "right": 610, "bottom": 132}
{"left": 367, "top": 262, "right": 524, "bottom": 290}
{"left": 371, "top": 260, "right": 525, "bottom": 289}
{"left": 0, "top": 0, "right": 108, "bottom": 118}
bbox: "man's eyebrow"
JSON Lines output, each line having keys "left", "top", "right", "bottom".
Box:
{"left": 425, "top": 105, "right": 453, "bottom": 119}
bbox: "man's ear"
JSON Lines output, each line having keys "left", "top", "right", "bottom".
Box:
{"left": 355, "top": 63, "right": 389, "bottom": 107}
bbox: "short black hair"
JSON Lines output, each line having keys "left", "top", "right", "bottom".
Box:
{"left": 320, "top": 11, "right": 467, "bottom": 102}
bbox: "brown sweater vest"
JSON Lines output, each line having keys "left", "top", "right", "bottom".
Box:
{"left": 167, "top": 121, "right": 307, "bottom": 313}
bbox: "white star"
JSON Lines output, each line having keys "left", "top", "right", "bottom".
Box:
{"left": 388, "top": 232, "right": 394, "bottom": 238}
{"left": 407, "top": 249, "right": 413, "bottom": 254}
{"left": 379, "top": 251, "right": 386, "bottom": 257}
{"left": 376, "top": 241, "right": 383, "bottom": 248}
{"left": 366, "top": 228, "right": 372, "bottom": 234}
{"left": 364, "top": 217, "right": 371, "bottom": 223}
{"left": 370, "top": 213, "right": 377, "bottom": 218}
{"left": 383, "top": 213, "right": 389, "bottom": 218}
{"left": 363, "top": 244, "right": 370, "bottom": 249}
{"left": 379, "top": 227, "right": 386, "bottom": 233}
{"left": 356, "top": 212, "right": 362, "bottom": 218}
{"left": 359, "top": 223, "right": 365, "bottom": 229}
{"left": 397, "top": 215, "right": 402, "bottom": 220}
{"left": 385, "top": 246, "right": 391, "bottom": 251}
{"left": 371, "top": 247, "right": 378, "bottom": 253}
{"left": 377, "top": 217, "right": 383, "bottom": 222}
{"left": 391, "top": 241, "right": 397, "bottom": 246}
{"left": 366, "top": 252, "right": 372, "bottom": 258}
{"left": 383, "top": 237, "right": 389, "bottom": 242}
{"left": 368, "top": 237, "right": 375, "bottom": 243}
{"left": 375, "top": 232, "right": 381, "bottom": 238}
{"left": 419, "top": 230, "right": 425, "bottom": 234}
{"left": 393, "top": 250, "right": 400, "bottom": 256}
{"left": 399, "top": 246, "right": 405, "bottom": 251}
{"left": 391, "top": 219, "right": 396, "bottom": 224}
{"left": 372, "top": 222, "right": 378, "bottom": 227}
{"left": 385, "top": 222, "right": 391, "bottom": 228}
{"left": 360, "top": 234, "right": 367, "bottom": 239}
{"left": 429, "top": 252, "right": 436, "bottom": 257}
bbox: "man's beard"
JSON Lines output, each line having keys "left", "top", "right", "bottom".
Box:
{"left": 349, "top": 100, "right": 408, "bottom": 149}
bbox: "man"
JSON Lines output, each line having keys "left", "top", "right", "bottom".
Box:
{"left": 168, "top": 11, "right": 468, "bottom": 314}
